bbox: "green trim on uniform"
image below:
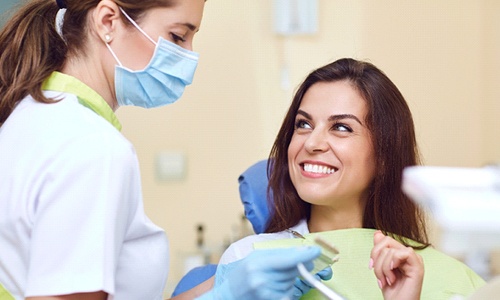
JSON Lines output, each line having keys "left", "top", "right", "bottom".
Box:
{"left": 42, "top": 72, "right": 122, "bottom": 131}
{"left": 0, "top": 282, "right": 14, "bottom": 300}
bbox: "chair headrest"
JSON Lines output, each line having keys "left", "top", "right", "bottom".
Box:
{"left": 238, "top": 159, "right": 272, "bottom": 234}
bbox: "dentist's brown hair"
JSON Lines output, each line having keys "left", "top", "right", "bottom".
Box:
{"left": 0, "top": 0, "right": 177, "bottom": 126}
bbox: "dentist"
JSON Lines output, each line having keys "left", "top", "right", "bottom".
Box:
{"left": 0, "top": 0, "right": 321, "bottom": 299}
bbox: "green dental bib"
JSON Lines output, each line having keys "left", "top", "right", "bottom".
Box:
{"left": 254, "top": 228, "right": 485, "bottom": 300}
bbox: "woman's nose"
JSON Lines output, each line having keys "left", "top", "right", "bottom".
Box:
{"left": 304, "top": 128, "right": 329, "bottom": 153}
{"left": 183, "top": 40, "right": 194, "bottom": 51}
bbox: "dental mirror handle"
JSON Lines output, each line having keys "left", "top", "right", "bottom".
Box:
{"left": 297, "top": 263, "right": 346, "bottom": 300}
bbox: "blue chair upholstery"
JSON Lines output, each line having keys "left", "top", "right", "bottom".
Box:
{"left": 171, "top": 159, "right": 271, "bottom": 296}
{"left": 238, "top": 159, "right": 272, "bottom": 234}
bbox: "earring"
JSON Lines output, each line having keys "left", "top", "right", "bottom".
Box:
{"left": 104, "top": 34, "right": 111, "bottom": 43}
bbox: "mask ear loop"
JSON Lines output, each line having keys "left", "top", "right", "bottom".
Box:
{"left": 104, "top": 7, "right": 157, "bottom": 67}
{"left": 118, "top": 7, "right": 157, "bottom": 46}
{"left": 104, "top": 34, "right": 123, "bottom": 67}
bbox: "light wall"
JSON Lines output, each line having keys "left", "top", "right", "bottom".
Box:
{"left": 116, "top": 0, "right": 500, "bottom": 292}
{"left": 0, "top": 0, "right": 21, "bottom": 26}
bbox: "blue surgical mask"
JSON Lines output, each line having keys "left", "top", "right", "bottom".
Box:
{"left": 106, "top": 8, "right": 199, "bottom": 108}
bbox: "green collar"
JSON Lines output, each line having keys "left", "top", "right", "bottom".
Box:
{"left": 42, "top": 72, "right": 122, "bottom": 131}
{"left": 0, "top": 282, "right": 14, "bottom": 300}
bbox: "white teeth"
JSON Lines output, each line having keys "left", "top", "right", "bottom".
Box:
{"left": 304, "top": 163, "right": 335, "bottom": 174}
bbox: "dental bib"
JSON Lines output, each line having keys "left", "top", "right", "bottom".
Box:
{"left": 254, "top": 228, "right": 484, "bottom": 300}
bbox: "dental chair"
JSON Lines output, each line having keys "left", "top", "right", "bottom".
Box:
{"left": 171, "top": 159, "right": 271, "bottom": 296}
{"left": 237, "top": 159, "right": 272, "bottom": 234}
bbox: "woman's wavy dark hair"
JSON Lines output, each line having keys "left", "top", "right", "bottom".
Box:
{"left": 266, "top": 58, "right": 429, "bottom": 248}
{"left": 0, "top": 0, "right": 176, "bottom": 126}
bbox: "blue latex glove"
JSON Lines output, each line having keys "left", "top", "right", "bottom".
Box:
{"left": 196, "top": 247, "right": 321, "bottom": 300}
{"left": 291, "top": 267, "right": 333, "bottom": 299}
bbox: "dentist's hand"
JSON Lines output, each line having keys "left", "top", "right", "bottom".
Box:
{"left": 291, "top": 267, "right": 333, "bottom": 299}
{"left": 198, "top": 247, "right": 321, "bottom": 300}
{"left": 370, "top": 231, "right": 424, "bottom": 300}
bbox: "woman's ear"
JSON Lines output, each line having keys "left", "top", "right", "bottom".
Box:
{"left": 92, "top": 0, "right": 122, "bottom": 43}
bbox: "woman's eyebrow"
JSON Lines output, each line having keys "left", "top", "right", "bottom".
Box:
{"left": 329, "top": 114, "right": 363, "bottom": 125}
{"left": 296, "top": 109, "right": 312, "bottom": 119}
{"left": 175, "top": 22, "right": 200, "bottom": 32}
{"left": 297, "top": 109, "right": 364, "bottom": 126}
{"left": 298, "top": 109, "right": 363, "bottom": 125}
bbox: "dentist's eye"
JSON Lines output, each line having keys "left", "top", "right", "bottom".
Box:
{"left": 171, "top": 33, "right": 186, "bottom": 43}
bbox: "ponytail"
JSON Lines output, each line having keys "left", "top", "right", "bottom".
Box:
{"left": 0, "top": 0, "right": 181, "bottom": 126}
{"left": 0, "top": 0, "right": 66, "bottom": 126}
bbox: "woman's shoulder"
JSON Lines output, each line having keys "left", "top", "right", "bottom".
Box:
{"left": 12, "top": 93, "right": 132, "bottom": 153}
{"left": 2, "top": 94, "right": 137, "bottom": 181}
{"left": 418, "top": 246, "right": 478, "bottom": 271}
{"left": 218, "top": 226, "right": 302, "bottom": 264}
{"left": 418, "top": 246, "right": 486, "bottom": 297}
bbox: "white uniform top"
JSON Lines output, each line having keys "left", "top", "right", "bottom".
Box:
{"left": 219, "top": 220, "right": 309, "bottom": 264}
{"left": 0, "top": 72, "right": 169, "bottom": 300}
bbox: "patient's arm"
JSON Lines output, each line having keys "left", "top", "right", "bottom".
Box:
{"left": 169, "top": 276, "right": 214, "bottom": 300}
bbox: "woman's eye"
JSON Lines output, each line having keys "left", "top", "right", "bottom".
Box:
{"left": 295, "top": 119, "right": 311, "bottom": 130}
{"left": 333, "top": 123, "right": 352, "bottom": 132}
{"left": 171, "top": 33, "right": 186, "bottom": 43}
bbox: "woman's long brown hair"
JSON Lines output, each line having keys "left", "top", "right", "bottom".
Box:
{"left": 0, "top": 0, "right": 176, "bottom": 126}
{"left": 266, "top": 58, "right": 429, "bottom": 248}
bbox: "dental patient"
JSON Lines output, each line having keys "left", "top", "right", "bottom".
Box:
{"left": 216, "top": 58, "right": 485, "bottom": 300}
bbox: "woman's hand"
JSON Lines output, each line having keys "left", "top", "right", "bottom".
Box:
{"left": 369, "top": 231, "right": 424, "bottom": 300}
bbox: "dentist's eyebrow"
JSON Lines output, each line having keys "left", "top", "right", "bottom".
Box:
{"left": 329, "top": 114, "right": 363, "bottom": 125}
{"left": 176, "top": 22, "right": 200, "bottom": 32}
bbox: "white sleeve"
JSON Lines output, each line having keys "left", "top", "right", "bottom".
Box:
{"left": 25, "top": 132, "right": 140, "bottom": 297}
{"left": 218, "top": 231, "right": 299, "bottom": 264}
{"left": 218, "top": 235, "right": 263, "bottom": 264}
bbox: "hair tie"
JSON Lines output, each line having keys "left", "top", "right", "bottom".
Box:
{"left": 56, "top": 0, "right": 67, "bottom": 9}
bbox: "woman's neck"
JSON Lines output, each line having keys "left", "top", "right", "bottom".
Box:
{"left": 62, "top": 45, "right": 118, "bottom": 111}
{"left": 307, "top": 203, "right": 364, "bottom": 233}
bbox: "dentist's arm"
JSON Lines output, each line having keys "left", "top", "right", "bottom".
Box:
{"left": 196, "top": 247, "right": 321, "bottom": 300}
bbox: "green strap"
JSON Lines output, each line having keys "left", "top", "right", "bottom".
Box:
{"left": 0, "top": 283, "right": 14, "bottom": 300}
{"left": 42, "top": 72, "right": 122, "bottom": 131}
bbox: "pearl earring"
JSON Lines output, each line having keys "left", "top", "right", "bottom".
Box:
{"left": 104, "top": 34, "right": 111, "bottom": 43}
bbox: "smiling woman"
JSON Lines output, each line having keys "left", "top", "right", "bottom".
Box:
{"left": 268, "top": 58, "right": 424, "bottom": 241}
{"left": 217, "top": 58, "right": 485, "bottom": 300}
{"left": 287, "top": 80, "right": 376, "bottom": 229}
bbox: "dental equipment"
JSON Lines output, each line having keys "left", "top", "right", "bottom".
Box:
{"left": 287, "top": 230, "right": 340, "bottom": 274}
{"left": 402, "top": 165, "right": 500, "bottom": 280}
{"left": 402, "top": 165, "right": 500, "bottom": 255}
{"left": 297, "top": 263, "right": 345, "bottom": 300}
{"left": 290, "top": 233, "right": 345, "bottom": 299}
